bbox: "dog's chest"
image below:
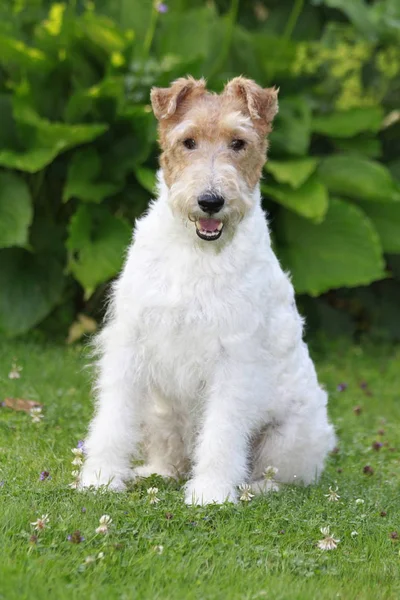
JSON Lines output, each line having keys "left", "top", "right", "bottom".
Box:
{"left": 133, "top": 255, "right": 258, "bottom": 397}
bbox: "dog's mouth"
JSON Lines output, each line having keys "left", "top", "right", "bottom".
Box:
{"left": 195, "top": 218, "right": 224, "bottom": 241}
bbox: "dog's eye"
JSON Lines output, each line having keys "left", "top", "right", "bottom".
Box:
{"left": 183, "top": 138, "right": 196, "bottom": 150}
{"left": 230, "top": 139, "right": 246, "bottom": 152}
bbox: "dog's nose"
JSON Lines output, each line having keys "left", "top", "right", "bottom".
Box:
{"left": 198, "top": 192, "right": 225, "bottom": 214}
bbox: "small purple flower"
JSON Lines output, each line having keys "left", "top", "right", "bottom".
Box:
{"left": 156, "top": 2, "right": 168, "bottom": 13}
{"left": 67, "top": 530, "right": 85, "bottom": 543}
{"left": 40, "top": 471, "right": 51, "bottom": 481}
{"left": 81, "top": 507, "right": 87, "bottom": 513}
{"left": 337, "top": 383, "right": 348, "bottom": 392}
{"left": 0, "top": 481, "right": 4, "bottom": 487}
{"left": 77, "top": 440, "right": 87, "bottom": 455}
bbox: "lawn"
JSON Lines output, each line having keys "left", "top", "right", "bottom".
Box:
{"left": 0, "top": 336, "right": 399, "bottom": 600}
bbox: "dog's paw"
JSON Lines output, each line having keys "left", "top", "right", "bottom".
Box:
{"left": 184, "top": 478, "right": 238, "bottom": 505}
{"left": 135, "top": 464, "right": 177, "bottom": 479}
{"left": 78, "top": 466, "right": 136, "bottom": 492}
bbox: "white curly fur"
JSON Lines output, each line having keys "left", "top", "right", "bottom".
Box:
{"left": 80, "top": 168, "right": 336, "bottom": 504}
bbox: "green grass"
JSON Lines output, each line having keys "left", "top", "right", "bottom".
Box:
{"left": 0, "top": 337, "right": 399, "bottom": 600}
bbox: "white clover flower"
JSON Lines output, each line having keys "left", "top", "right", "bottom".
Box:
{"left": 324, "top": 485, "right": 340, "bottom": 502}
{"left": 355, "top": 498, "right": 365, "bottom": 505}
{"left": 147, "top": 487, "right": 160, "bottom": 504}
{"left": 85, "top": 555, "right": 96, "bottom": 564}
{"left": 8, "top": 363, "right": 22, "bottom": 379}
{"left": 239, "top": 484, "right": 255, "bottom": 502}
{"left": 318, "top": 526, "right": 340, "bottom": 550}
{"left": 97, "top": 552, "right": 105, "bottom": 560}
{"left": 30, "top": 407, "right": 43, "bottom": 423}
{"left": 68, "top": 469, "right": 80, "bottom": 490}
{"left": 263, "top": 466, "right": 278, "bottom": 480}
{"left": 96, "top": 514, "right": 112, "bottom": 534}
{"left": 351, "top": 531, "right": 358, "bottom": 538}
{"left": 153, "top": 545, "right": 164, "bottom": 554}
{"left": 31, "top": 514, "right": 50, "bottom": 531}
{"left": 71, "top": 447, "right": 84, "bottom": 466}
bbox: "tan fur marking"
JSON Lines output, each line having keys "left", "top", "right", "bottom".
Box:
{"left": 151, "top": 76, "right": 278, "bottom": 191}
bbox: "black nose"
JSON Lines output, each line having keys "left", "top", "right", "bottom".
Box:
{"left": 198, "top": 192, "right": 225, "bottom": 214}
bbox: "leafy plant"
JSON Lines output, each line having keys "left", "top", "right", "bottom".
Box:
{"left": 0, "top": 0, "right": 399, "bottom": 337}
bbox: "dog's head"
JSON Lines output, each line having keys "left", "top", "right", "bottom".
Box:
{"left": 151, "top": 76, "right": 278, "bottom": 242}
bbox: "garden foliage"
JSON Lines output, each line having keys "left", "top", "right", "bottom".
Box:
{"left": 0, "top": 0, "right": 399, "bottom": 336}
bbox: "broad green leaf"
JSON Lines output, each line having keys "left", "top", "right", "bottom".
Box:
{"left": 63, "top": 148, "right": 121, "bottom": 203}
{"left": 252, "top": 33, "right": 297, "bottom": 80}
{"left": 0, "top": 34, "right": 49, "bottom": 70}
{"left": 358, "top": 202, "right": 400, "bottom": 253}
{"left": 0, "top": 94, "right": 19, "bottom": 150}
{"left": 311, "top": 0, "right": 376, "bottom": 39}
{"left": 269, "top": 97, "right": 312, "bottom": 157}
{"left": 67, "top": 205, "right": 132, "bottom": 298}
{"left": 134, "top": 166, "right": 157, "bottom": 194}
{"left": 0, "top": 172, "right": 32, "bottom": 248}
{"left": 155, "top": 6, "right": 217, "bottom": 62}
{"left": 262, "top": 174, "right": 328, "bottom": 222}
{"left": 0, "top": 102, "right": 108, "bottom": 173}
{"left": 277, "top": 198, "right": 385, "bottom": 295}
{"left": 265, "top": 158, "right": 318, "bottom": 189}
{"left": 333, "top": 136, "right": 382, "bottom": 159}
{"left": 80, "top": 13, "right": 127, "bottom": 54}
{"left": 312, "top": 107, "right": 383, "bottom": 138}
{"left": 318, "top": 155, "right": 400, "bottom": 202}
{"left": 0, "top": 249, "right": 64, "bottom": 335}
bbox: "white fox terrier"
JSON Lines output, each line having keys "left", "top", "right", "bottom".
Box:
{"left": 80, "top": 76, "right": 336, "bottom": 504}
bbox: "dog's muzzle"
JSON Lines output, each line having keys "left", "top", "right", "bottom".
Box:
{"left": 195, "top": 218, "right": 224, "bottom": 241}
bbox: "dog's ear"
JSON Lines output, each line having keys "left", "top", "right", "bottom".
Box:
{"left": 224, "top": 77, "right": 279, "bottom": 132}
{"left": 151, "top": 77, "right": 207, "bottom": 121}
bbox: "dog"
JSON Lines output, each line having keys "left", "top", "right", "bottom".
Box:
{"left": 79, "top": 76, "right": 336, "bottom": 504}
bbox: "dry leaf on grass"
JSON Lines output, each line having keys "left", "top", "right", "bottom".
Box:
{"left": 2, "top": 398, "right": 42, "bottom": 413}
{"left": 67, "top": 314, "right": 97, "bottom": 345}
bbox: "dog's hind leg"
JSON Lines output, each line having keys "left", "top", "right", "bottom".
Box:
{"left": 250, "top": 396, "right": 336, "bottom": 489}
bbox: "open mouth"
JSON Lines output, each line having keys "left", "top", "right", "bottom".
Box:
{"left": 195, "top": 218, "right": 224, "bottom": 241}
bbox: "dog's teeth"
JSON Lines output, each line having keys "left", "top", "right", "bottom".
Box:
{"left": 216, "top": 222, "right": 223, "bottom": 231}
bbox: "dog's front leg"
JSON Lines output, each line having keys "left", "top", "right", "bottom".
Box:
{"left": 79, "top": 326, "right": 144, "bottom": 491}
{"left": 185, "top": 358, "right": 266, "bottom": 505}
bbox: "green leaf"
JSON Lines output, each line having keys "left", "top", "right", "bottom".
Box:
{"left": 67, "top": 205, "right": 131, "bottom": 298}
{"left": 155, "top": 6, "right": 216, "bottom": 62}
{"left": 312, "top": 107, "right": 384, "bottom": 138}
{"left": 333, "top": 136, "right": 382, "bottom": 159}
{"left": 0, "top": 34, "right": 49, "bottom": 70}
{"left": 0, "top": 172, "right": 32, "bottom": 248}
{"left": 358, "top": 202, "right": 400, "bottom": 253}
{"left": 0, "top": 249, "right": 64, "bottom": 335}
{"left": 265, "top": 158, "right": 318, "bottom": 189}
{"left": 0, "top": 94, "right": 108, "bottom": 173}
{"left": 269, "top": 97, "right": 312, "bottom": 157}
{"left": 277, "top": 198, "right": 385, "bottom": 295}
{"left": 263, "top": 174, "right": 328, "bottom": 222}
{"left": 252, "top": 33, "right": 297, "bottom": 80}
{"left": 0, "top": 100, "right": 108, "bottom": 173}
{"left": 318, "top": 155, "right": 400, "bottom": 202}
{"left": 80, "top": 13, "right": 127, "bottom": 54}
{"left": 63, "top": 148, "right": 121, "bottom": 203}
{"left": 134, "top": 166, "right": 157, "bottom": 194}
{"left": 311, "top": 0, "right": 376, "bottom": 39}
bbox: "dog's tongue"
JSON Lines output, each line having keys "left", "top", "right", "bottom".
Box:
{"left": 198, "top": 218, "right": 221, "bottom": 231}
